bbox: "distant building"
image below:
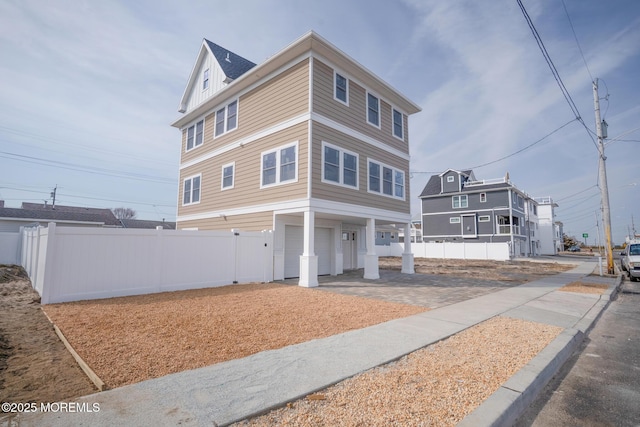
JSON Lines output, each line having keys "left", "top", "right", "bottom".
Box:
{"left": 419, "top": 169, "right": 540, "bottom": 258}
{"left": 534, "top": 197, "right": 560, "bottom": 255}
{"left": 0, "top": 201, "right": 120, "bottom": 231}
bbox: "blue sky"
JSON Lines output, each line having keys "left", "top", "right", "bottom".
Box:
{"left": 0, "top": 0, "right": 638, "bottom": 244}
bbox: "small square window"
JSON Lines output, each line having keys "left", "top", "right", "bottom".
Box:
{"left": 480, "top": 193, "right": 487, "bottom": 203}
{"left": 447, "top": 175, "right": 455, "bottom": 183}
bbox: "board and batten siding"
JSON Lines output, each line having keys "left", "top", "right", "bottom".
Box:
{"left": 180, "top": 58, "right": 310, "bottom": 165}
{"left": 311, "top": 122, "right": 410, "bottom": 214}
{"left": 178, "top": 122, "right": 309, "bottom": 219}
{"left": 312, "top": 59, "right": 409, "bottom": 155}
{"left": 178, "top": 211, "right": 273, "bottom": 232}
{"left": 184, "top": 51, "right": 227, "bottom": 113}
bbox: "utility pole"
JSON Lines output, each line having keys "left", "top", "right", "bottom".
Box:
{"left": 593, "top": 79, "right": 614, "bottom": 274}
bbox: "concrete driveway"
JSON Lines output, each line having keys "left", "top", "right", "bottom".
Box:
{"left": 280, "top": 268, "right": 526, "bottom": 309}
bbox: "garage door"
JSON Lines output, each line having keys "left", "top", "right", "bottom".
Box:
{"left": 284, "top": 226, "right": 332, "bottom": 278}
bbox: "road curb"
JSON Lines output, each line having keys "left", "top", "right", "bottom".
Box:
{"left": 457, "top": 328, "right": 584, "bottom": 427}
{"left": 458, "top": 274, "right": 622, "bottom": 427}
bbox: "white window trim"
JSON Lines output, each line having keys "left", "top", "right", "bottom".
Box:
{"left": 478, "top": 215, "right": 490, "bottom": 222}
{"left": 185, "top": 118, "right": 205, "bottom": 153}
{"left": 202, "top": 68, "right": 209, "bottom": 91}
{"left": 450, "top": 217, "right": 461, "bottom": 224}
{"left": 221, "top": 162, "right": 235, "bottom": 190}
{"left": 452, "top": 195, "right": 468, "bottom": 209}
{"left": 321, "top": 141, "right": 359, "bottom": 190}
{"left": 182, "top": 173, "right": 202, "bottom": 206}
{"left": 366, "top": 91, "right": 381, "bottom": 129}
{"left": 392, "top": 107, "right": 404, "bottom": 140}
{"left": 367, "top": 158, "right": 405, "bottom": 200}
{"left": 214, "top": 99, "right": 239, "bottom": 139}
{"left": 480, "top": 192, "right": 487, "bottom": 203}
{"left": 333, "top": 70, "right": 349, "bottom": 106}
{"left": 447, "top": 175, "right": 455, "bottom": 183}
{"left": 260, "top": 141, "right": 299, "bottom": 189}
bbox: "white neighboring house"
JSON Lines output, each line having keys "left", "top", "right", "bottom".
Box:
{"left": 534, "top": 197, "right": 560, "bottom": 255}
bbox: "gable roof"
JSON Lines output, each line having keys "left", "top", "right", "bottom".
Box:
{"left": 204, "top": 39, "right": 256, "bottom": 81}
{"left": 0, "top": 203, "right": 120, "bottom": 226}
{"left": 173, "top": 31, "right": 421, "bottom": 128}
{"left": 178, "top": 39, "right": 256, "bottom": 113}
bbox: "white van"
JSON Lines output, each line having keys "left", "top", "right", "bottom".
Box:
{"left": 621, "top": 239, "right": 640, "bottom": 281}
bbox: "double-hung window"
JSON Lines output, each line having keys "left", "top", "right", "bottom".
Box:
{"left": 185, "top": 119, "right": 204, "bottom": 151}
{"left": 214, "top": 100, "right": 238, "bottom": 137}
{"left": 202, "top": 68, "right": 209, "bottom": 90}
{"left": 368, "top": 159, "right": 405, "bottom": 199}
{"left": 261, "top": 142, "right": 298, "bottom": 187}
{"left": 183, "top": 174, "right": 201, "bottom": 205}
{"left": 221, "top": 162, "right": 234, "bottom": 190}
{"left": 334, "top": 72, "right": 348, "bottom": 104}
{"left": 367, "top": 92, "right": 380, "bottom": 127}
{"left": 392, "top": 108, "right": 404, "bottom": 139}
{"left": 322, "top": 142, "right": 358, "bottom": 188}
{"left": 452, "top": 195, "right": 468, "bottom": 208}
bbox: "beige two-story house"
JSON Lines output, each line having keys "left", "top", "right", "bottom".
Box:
{"left": 171, "top": 31, "right": 421, "bottom": 286}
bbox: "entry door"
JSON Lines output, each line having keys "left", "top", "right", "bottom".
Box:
{"left": 342, "top": 231, "right": 357, "bottom": 270}
{"left": 462, "top": 214, "right": 477, "bottom": 238}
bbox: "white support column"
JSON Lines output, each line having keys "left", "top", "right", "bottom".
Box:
{"left": 299, "top": 210, "right": 318, "bottom": 287}
{"left": 364, "top": 217, "right": 379, "bottom": 280}
{"left": 401, "top": 222, "right": 415, "bottom": 274}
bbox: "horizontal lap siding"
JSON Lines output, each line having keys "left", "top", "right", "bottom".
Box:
{"left": 311, "top": 122, "right": 409, "bottom": 213}
{"left": 178, "top": 211, "right": 273, "bottom": 232}
{"left": 178, "top": 122, "right": 309, "bottom": 217}
{"left": 180, "top": 59, "right": 310, "bottom": 165}
{"left": 312, "top": 59, "right": 408, "bottom": 155}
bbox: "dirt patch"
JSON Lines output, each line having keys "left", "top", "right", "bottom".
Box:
{"left": 0, "top": 266, "right": 95, "bottom": 405}
{"left": 43, "top": 284, "right": 426, "bottom": 389}
{"left": 559, "top": 281, "right": 609, "bottom": 295}
{"left": 379, "top": 257, "right": 575, "bottom": 281}
{"left": 236, "top": 316, "right": 563, "bottom": 426}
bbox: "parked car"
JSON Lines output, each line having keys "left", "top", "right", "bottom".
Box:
{"left": 568, "top": 245, "right": 581, "bottom": 252}
{"left": 621, "top": 240, "right": 640, "bottom": 282}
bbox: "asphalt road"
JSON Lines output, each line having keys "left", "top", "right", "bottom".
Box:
{"left": 515, "top": 278, "right": 640, "bottom": 427}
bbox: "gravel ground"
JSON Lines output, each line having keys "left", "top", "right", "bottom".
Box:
{"left": 43, "top": 284, "right": 426, "bottom": 389}
{"left": 236, "top": 317, "right": 563, "bottom": 427}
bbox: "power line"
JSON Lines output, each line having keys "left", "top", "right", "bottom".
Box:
{"left": 561, "top": 0, "right": 594, "bottom": 82}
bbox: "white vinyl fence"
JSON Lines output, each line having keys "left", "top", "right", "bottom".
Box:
{"left": 21, "top": 223, "right": 273, "bottom": 304}
{"left": 376, "top": 241, "right": 511, "bottom": 261}
{"left": 0, "top": 232, "right": 21, "bottom": 264}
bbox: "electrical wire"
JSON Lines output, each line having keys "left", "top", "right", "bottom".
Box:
{"left": 561, "top": 0, "right": 594, "bottom": 82}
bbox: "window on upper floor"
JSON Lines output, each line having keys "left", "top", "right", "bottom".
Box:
{"left": 322, "top": 142, "right": 358, "bottom": 188}
{"left": 450, "top": 217, "right": 461, "bottom": 224}
{"left": 392, "top": 108, "right": 404, "bottom": 140}
{"left": 480, "top": 192, "right": 487, "bottom": 203}
{"left": 452, "top": 195, "right": 468, "bottom": 208}
{"left": 221, "top": 162, "right": 234, "bottom": 190}
{"left": 261, "top": 142, "right": 298, "bottom": 188}
{"left": 334, "top": 72, "right": 348, "bottom": 105}
{"left": 186, "top": 119, "right": 204, "bottom": 152}
{"left": 183, "top": 174, "right": 201, "bottom": 205}
{"left": 447, "top": 175, "right": 455, "bottom": 183}
{"left": 367, "top": 92, "right": 380, "bottom": 127}
{"left": 368, "top": 159, "right": 404, "bottom": 199}
{"left": 215, "top": 100, "right": 238, "bottom": 137}
{"left": 203, "top": 68, "right": 209, "bottom": 90}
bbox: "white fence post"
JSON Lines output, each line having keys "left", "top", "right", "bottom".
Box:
{"left": 39, "top": 223, "right": 57, "bottom": 304}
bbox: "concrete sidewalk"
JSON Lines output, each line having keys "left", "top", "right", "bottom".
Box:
{"left": 15, "top": 262, "right": 620, "bottom": 427}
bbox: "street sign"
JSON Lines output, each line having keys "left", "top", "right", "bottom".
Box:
{"left": 582, "top": 233, "right": 589, "bottom": 238}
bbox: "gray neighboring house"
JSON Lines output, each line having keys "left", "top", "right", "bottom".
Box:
{"left": 419, "top": 169, "right": 539, "bottom": 257}
{"left": 0, "top": 201, "right": 120, "bottom": 231}
{"left": 119, "top": 219, "right": 176, "bottom": 230}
